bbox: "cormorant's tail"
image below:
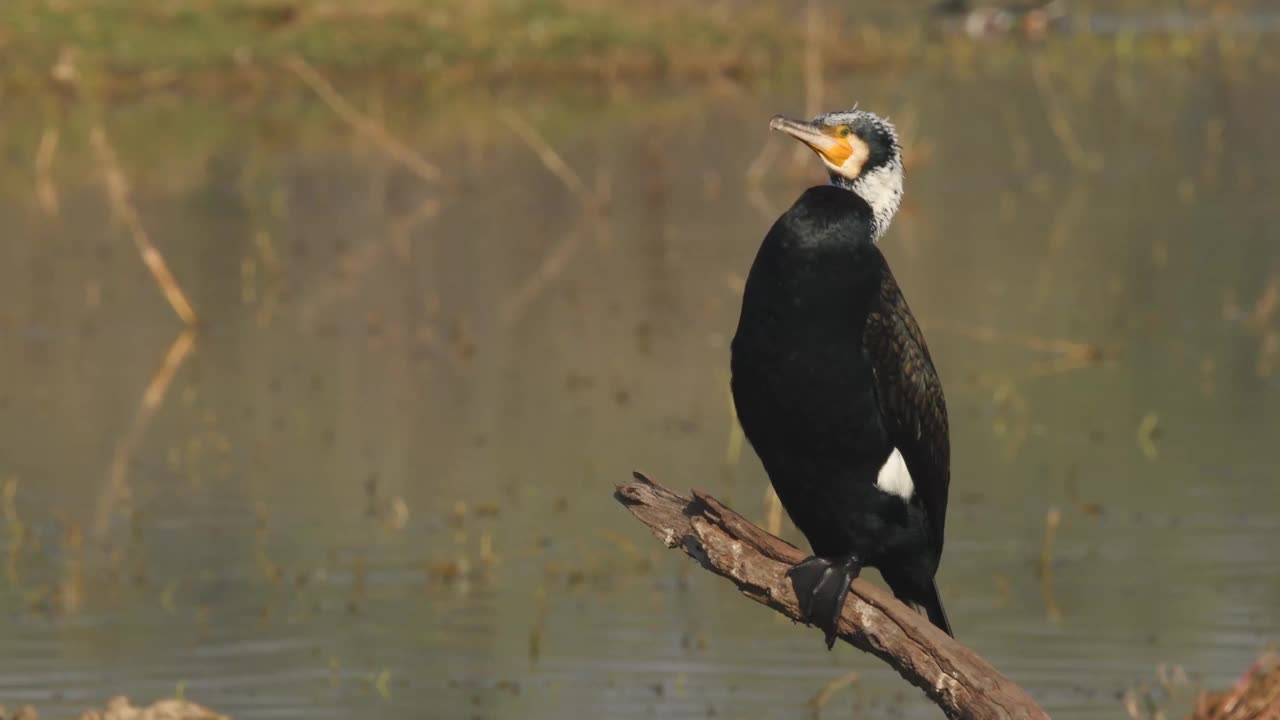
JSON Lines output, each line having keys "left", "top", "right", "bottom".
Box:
{"left": 911, "top": 579, "right": 954, "bottom": 638}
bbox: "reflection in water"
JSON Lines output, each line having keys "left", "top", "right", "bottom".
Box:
{"left": 2, "top": 38, "right": 1280, "bottom": 720}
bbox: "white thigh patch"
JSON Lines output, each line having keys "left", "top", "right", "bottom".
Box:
{"left": 875, "top": 448, "right": 914, "bottom": 501}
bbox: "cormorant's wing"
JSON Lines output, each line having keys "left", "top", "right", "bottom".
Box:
{"left": 862, "top": 251, "right": 951, "bottom": 553}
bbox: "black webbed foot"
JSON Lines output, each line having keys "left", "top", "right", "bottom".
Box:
{"left": 786, "top": 555, "right": 863, "bottom": 650}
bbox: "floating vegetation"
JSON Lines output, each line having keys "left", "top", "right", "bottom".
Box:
{"left": 1038, "top": 506, "right": 1064, "bottom": 625}
{"left": 369, "top": 669, "right": 393, "bottom": 702}
{"left": 807, "top": 671, "right": 860, "bottom": 719}
{"left": 1137, "top": 412, "right": 1162, "bottom": 462}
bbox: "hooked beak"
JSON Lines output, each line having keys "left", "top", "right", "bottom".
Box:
{"left": 769, "top": 115, "right": 845, "bottom": 164}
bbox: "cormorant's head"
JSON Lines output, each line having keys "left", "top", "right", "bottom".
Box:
{"left": 770, "top": 108, "right": 904, "bottom": 240}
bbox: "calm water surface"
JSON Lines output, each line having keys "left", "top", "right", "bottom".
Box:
{"left": 2, "top": 39, "right": 1280, "bottom": 720}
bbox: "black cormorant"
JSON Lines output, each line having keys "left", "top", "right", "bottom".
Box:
{"left": 729, "top": 108, "right": 954, "bottom": 648}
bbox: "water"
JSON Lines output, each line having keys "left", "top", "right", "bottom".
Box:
{"left": 3, "top": 34, "right": 1280, "bottom": 720}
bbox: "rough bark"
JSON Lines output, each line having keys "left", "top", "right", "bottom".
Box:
{"left": 614, "top": 471, "right": 1050, "bottom": 720}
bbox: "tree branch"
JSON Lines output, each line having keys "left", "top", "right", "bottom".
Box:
{"left": 614, "top": 471, "right": 1050, "bottom": 720}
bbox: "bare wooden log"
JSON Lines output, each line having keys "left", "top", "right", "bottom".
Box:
{"left": 615, "top": 471, "right": 1050, "bottom": 720}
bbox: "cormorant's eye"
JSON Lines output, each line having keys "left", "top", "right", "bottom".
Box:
{"left": 838, "top": 127, "right": 851, "bottom": 138}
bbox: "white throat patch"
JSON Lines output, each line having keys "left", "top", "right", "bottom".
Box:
{"left": 875, "top": 447, "right": 914, "bottom": 501}
{"left": 848, "top": 158, "right": 904, "bottom": 241}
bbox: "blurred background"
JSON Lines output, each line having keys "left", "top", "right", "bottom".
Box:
{"left": 2, "top": 0, "right": 1279, "bottom": 718}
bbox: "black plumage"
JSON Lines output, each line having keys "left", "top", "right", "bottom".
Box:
{"left": 730, "top": 110, "right": 953, "bottom": 648}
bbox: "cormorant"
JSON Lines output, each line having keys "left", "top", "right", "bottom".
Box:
{"left": 729, "top": 108, "right": 954, "bottom": 648}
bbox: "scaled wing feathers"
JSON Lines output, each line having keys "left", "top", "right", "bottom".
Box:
{"left": 863, "top": 264, "right": 951, "bottom": 550}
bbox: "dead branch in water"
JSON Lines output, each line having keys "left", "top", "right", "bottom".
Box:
{"left": 614, "top": 471, "right": 1050, "bottom": 720}
{"left": 92, "top": 330, "right": 197, "bottom": 539}
{"left": 284, "top": 55, "right": 442, "bottom": 183}
{"left": 89, "top": 126, "right": 199, "bottom": 327}
{"left": 499, "top": 109, "right": 602, "bottom": 214}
